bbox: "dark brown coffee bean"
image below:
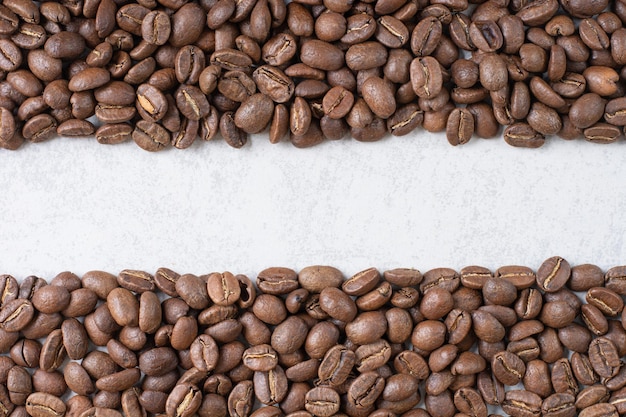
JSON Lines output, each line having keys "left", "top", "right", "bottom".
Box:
{"left": 0, "top": 299, "right": 34, "bottom": 332}
{"left": 270, "top": 315, "right": 306, "bottom": 355}
{"left": 261, "top": 33, "right": 296, "bottom": 66}
{"left": 25, "top": 393, "right": 66, "bottom": 417}
{"left": 95, "top": 368, "right": 141, "bottom": 392}
{"left": 206, "top": 272, "right": 241, "bottom": 306}
{"left": 503, "top": 390, "right": 543, "bottom": 417}
{"left": 253, "top": 366, "right": 288, "bottom": 405}
{"left": 220, "top": 111, "right": 247, "bottom": 149}
{"left": 69, "top": 68, "right": 111, "bottom": 92}
{"left": 0, "top": 39, "right": 22, "bottom": 73}
{"left": 256, "top": 267, "right": 297, "bottom": 295}
{"left": 361, "top": 76, "right": 396, "bottom": 119}
{"left": 588, "top": 337, "right": 621, "bottom": 378}
{"left": 22, "top": 114, "right": 56, "bottom": 142}
{"left": 317, "top": 344, "right": 354, "bottom": 386}
{"left": 227, "top": 380, "right": 254, "bottom": 417}
{"left": 299, "top": 40, "right": 344, "bottom": 71}
{"left": 95, "top": 123, "right": 132, "bottom": 144}
{"left": 503, "top": 123, "right": 544, "bottom": 148}
{"left": 410, "top": 57, "right": 442, "bottom": 99}
{"left": 252, "top": 66, "right": 294, "bottom": 104}
{"left": 154, "top": 1, "right": 193, "bottom": 42}
{"left": 207, "top": 0, "right": 235, "bottom": 29}
{"left": 135, "top": 84, "right": 168, "bottom": 122}
{"left": 587, "top": 287, "right": 624, "bottom": 316}
{"left": 579, "top": 403, "right": 618, "bottom": 417}
{"left": 170, "top": 47, "right": 203, "bottom": 85}
{"left": 235, "top": 93, "right": 274, "bottom": 134}
{"left": 445, "top": 108, "right": 474, "bottom": 146}
{"left": 492, "top": 351, "right": 526, "bottom": 386}
{"left": 131, "top": 120, "right": 168, "bottom": 151}
{"left": 453, "top": 387, "right": 487, "bottom": 417}
{"left": 541, "top": 393, "right": 576, "bottom": 417}
{"left": 476, "top": 371, "right": 505, "bottom": 405}
{"left": 341, "top": 13, "right": 376, "bottom": 44}
{"left": 411, "top": 16, "right": 442, "bottom": 57}
{"left": 241, "top": 344, "right": 277, "bottom": 372}
{"left": 584, "top": 123, "right": 622, "bottom": 144}
{"left": 141, "top": 11, "right": 170, "bottom": 46}
{"left": 166, "top": 384, "right": 201, "bottom": 417}
{"left": 355, "top": 339, "right": 391, "bottom": 372}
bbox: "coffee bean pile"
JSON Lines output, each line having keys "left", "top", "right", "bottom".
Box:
{"left": 2, "top": 259, "right": 626, "bottom": 417}
{"left": 1, "top": 0, "right": 626, "bottom": 149}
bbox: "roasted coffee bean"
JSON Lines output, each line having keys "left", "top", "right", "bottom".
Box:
{"left": 253, "top": 366, "right": 288, "bottom": 405}
{"left": 305, "top": 387, "right": 340, "bottom": 417}
{"left": 235, "top": 93, "right": 274, "bottom": 134}
{"left": 503, "top": 390, "right": 543, "bottom": 417}
{"left": 219, "top": 111, "right": 246, "bottom": 148}
{"left": 587, "top": 287, "right": 624, "bottom": 316}
{"left": 446, "top": 108, "right": 474, "bottom": 146}
{"left": 166, "top": 384, "right": 201, "bottom": 417}
{"left": 580, "top": 403, "right": 619, "bottom": 417}
{"left": 361, "top": 76, "right": 396, "bottom": 119}
{"left": 410, "top": 57, "right": 442, "bottom": 99}
{"left": 136, "top": 84, "right": 168, "bottom": 122}
{"left": 492, "top": 351, "right": 526, "bottom": 385}
{"left": 0, "top": 299, "right": 34, "bottom": 332}
{"left": 588, "top": 337, "right": 621, "bottom": 378}
{"left": 132, "top": 120, "right": 169, "bottom": 151}
{"left": 25, "top": 393, "right": 66, "bottom": 417}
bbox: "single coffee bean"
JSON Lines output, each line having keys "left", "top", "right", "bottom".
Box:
{"left": 361, "top": 76, "right": 396, "bottom": 119}
{"left": 305, "top": 387, "right": 340, "bottom": 417}
{"left": 141, "top": 11, "right": 170, "bottom": 46}
{"left": 0, "top": 299, "right": 34, "bottom": 332}
{"left": 25, "top": 393, "right": 66, "bottom": 417}
{"left": 584, "top": 123, "right": 622, "bottom": 144}
{"left": 579, "top": 403, "right": 619, "bottom": 417}
{"left": 453, "top": 387, "right": 487, "bottom": 417}
{"left": 69, "top": 68, "right": 110, "bottom": 92}
{"left": 492, "top": 351, "right": 526, "bottom": 385}
{"left": 542, "top": 393, "right": 576, "bottom": 417}
{"left": 235, "top": 93, "right": 274, "bottom": 134}
{"left": 502, "top": 390, "right": 543, "bottom": 417}
{"left": 227, "top": 380, "right": 254, "bottom": 417}
{"left": 220, "top": 111, "right": 248, "bottom": 149}
{"left": 166, "top": 384, "right": 201, "bottom": 417}
{"left": 175, "top": 274, "right": 209, "bottom": 310}
{"left": 132, "top": 120, "right": 169, "bottom": 152}
{"left": 95, "top": 123, "right": 132, "bottom": 145}
{"left": 22, "top": 114, "right": 57, "bottom": 143}
{"left": 588, "top": 337, "right": 621, "bottom": 378}
{"left": 446, "top": 108, "right": 474, "bottom": 146}
{"left": 206, "top": 272, "right": 241, "bottom": 306}
{"left": 253, "top": 366, "right": 288, "bottom": 405}
{"left": 477, "top": 371, "right": 505, "bottom": 405}
{"left": 136, "top": 84, "right": 168, "bottom": 122}
{"left": 587, "top": 287, "right": 624, "bottom": 316}
{"left": 410, "top": 57, "right": 442, "bottom": 99}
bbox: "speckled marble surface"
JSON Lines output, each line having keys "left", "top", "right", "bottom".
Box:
{"left": 0, "top": 132, "right": 624, "bottom": 278}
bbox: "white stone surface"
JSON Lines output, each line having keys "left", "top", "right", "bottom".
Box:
{"left": 0, "top": 132, "right": 625, "bottom": 279}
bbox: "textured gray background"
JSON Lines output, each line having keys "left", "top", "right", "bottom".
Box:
{"left": 0, "top": 133, "right": 624, "bottom": 279}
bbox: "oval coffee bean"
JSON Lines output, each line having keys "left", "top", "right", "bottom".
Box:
{"left": 361, "top": 77, "right": 396, "bottom": 119}
{"left": 25, "top": 393, "right": 66, "bottom": 417}
{"left": 234, "top": 93, "right": 274, "bottom": 134}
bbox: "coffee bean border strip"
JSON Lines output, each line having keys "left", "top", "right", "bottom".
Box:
{"left": 1, "top": 259, "right": 626, "bottom": 417}
{"left": 1, "top": 0, "right": 626, "bottom": 150}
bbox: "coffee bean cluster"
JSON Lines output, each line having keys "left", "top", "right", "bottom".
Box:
{"left": 2, "top": 259, "right": 626, "bottom": 417}
{"left": 1, "top": 0, "right": 626, "bottom": 149}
